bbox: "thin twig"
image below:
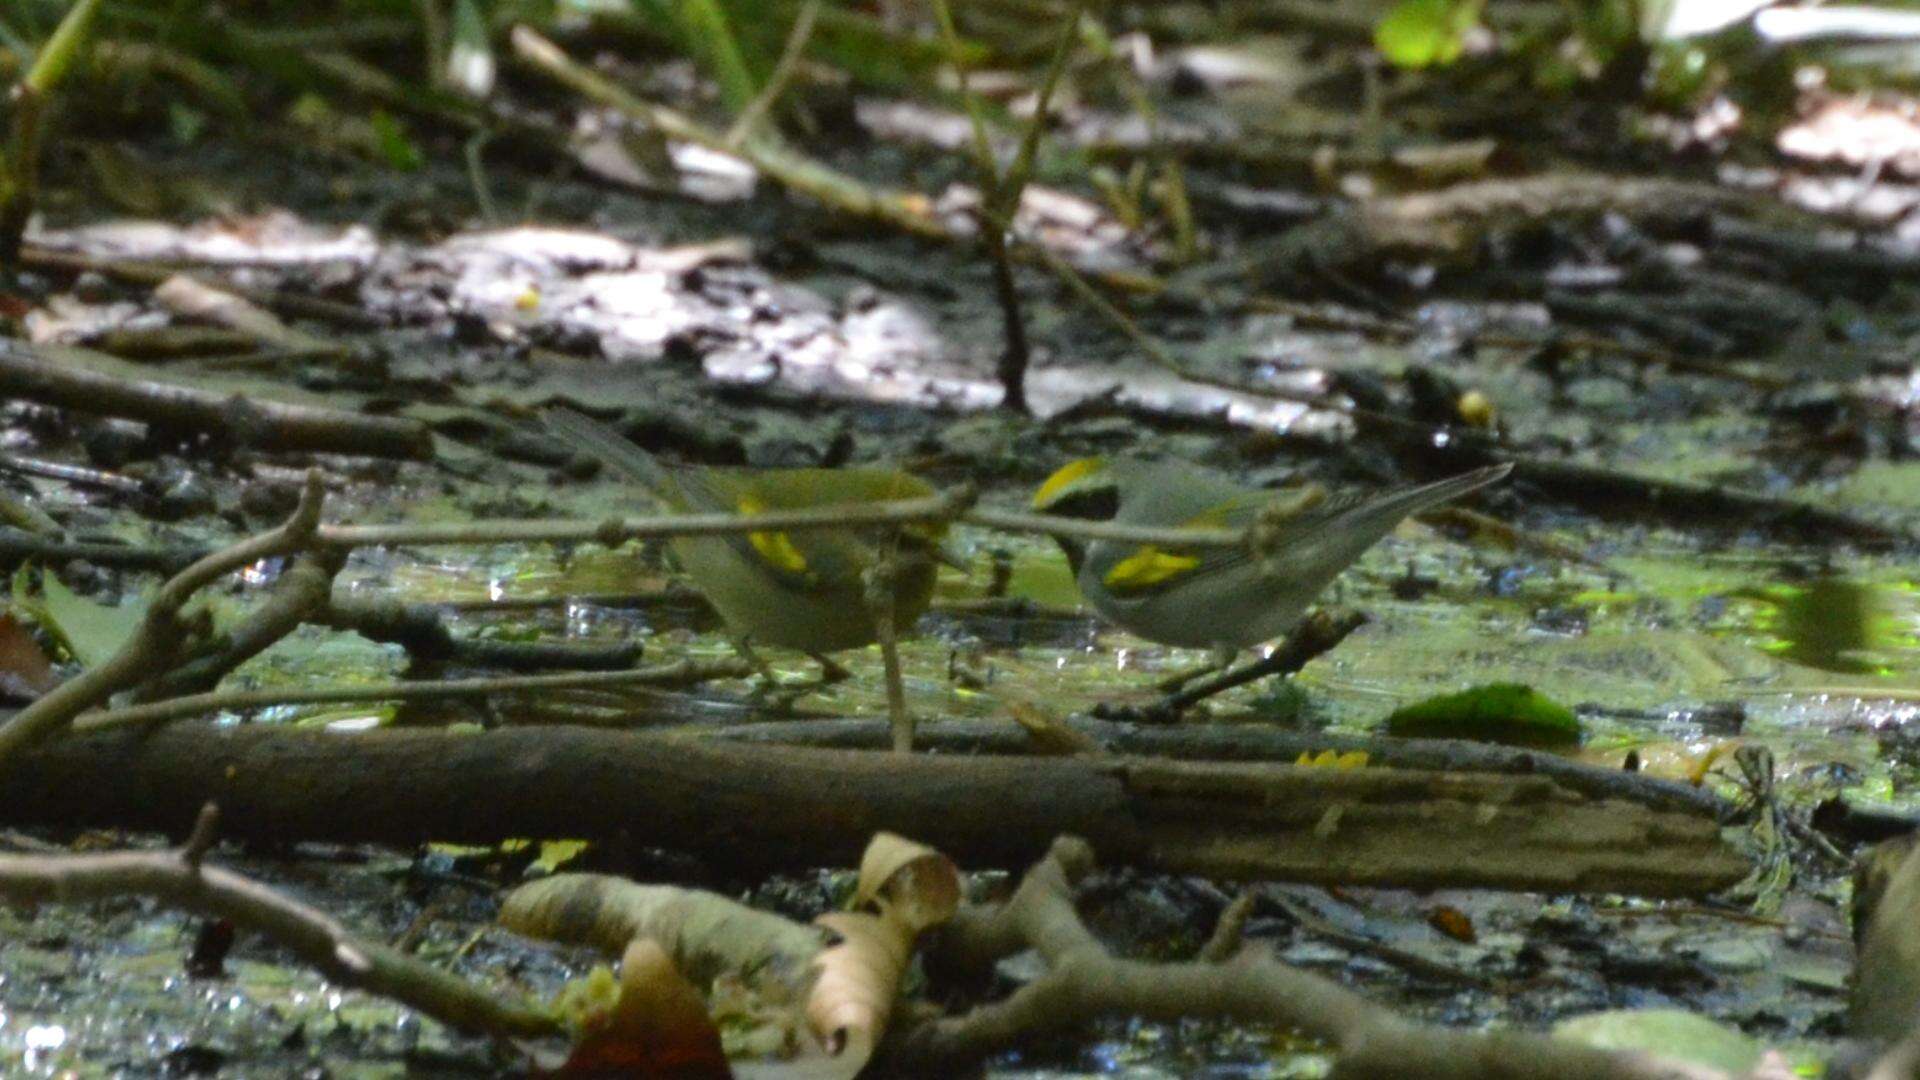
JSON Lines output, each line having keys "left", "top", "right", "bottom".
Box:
{"left": 962, "top": 506, "right": 1243, "bottom": 547}
{"left": 0, "top": 528, "right": 210, "bottom": 572}
{"left": 0, "top": 806, "right": 558, "bottom": 1040}
{"left": 0, "top": 452, "right": 148, "bottom": 496}
{"left": 312, "top": 493, "right": 1248, "bottom": 553}
{"left": 73, "top": 657, "right": 754, "bottom": 733}
{"left": 0, "top": 341, "right": 432, "bottom": 459}
{"left": 180, "top": 802, "right": 220, "bottom": 869}
{"left": 0, "top": 471, "right": 327, "bottom": 763}
{"left": 512, "top": 25, "right": 953, "bottom": 242}
{"left": 893, "top": 837, "right": 1674, "bottom": 1077}
{"left": 133, "top": 549, "right": 343, "bottom": 703}
{"left": 20, "top": 246, "right": 386, "bottom": 329}
{"left": 864, "top": 550, "right": 911, "bottom": 753}
{"left": 1196, "top": 890, "right": 1255, "bottom": 964}
{"left": 1101, "top": 609, "right": 1367, "bottom": 722}
{"left": 929, "top": 0, "right": 998, "bottom": 177}
{"left": 153, "top": 274, "right": 352, "bottom": 361}
{"left": 317, "top": 486, "right": 976, "bottom": 547}
{"left": 724, "top": 0, "right": 819, "bottom": 147}
{"left": 317, "top": 594, "right": 646, "bottom": 671}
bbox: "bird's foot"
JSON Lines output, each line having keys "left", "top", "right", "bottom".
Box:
{"left": 808, "top": 652, "right": 853, "bottom": 685}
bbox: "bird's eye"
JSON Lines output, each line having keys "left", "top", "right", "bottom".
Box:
{"left": 1045, "top": 486, "right": 1120, "bottom": 522}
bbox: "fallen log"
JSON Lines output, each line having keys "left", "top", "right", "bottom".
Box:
{"left": 0, "top": 723, "right": 1747, "bottom": 896}
{"left": 0, "top": 341, "right": 433, "bottom": 460}
{"left": 701, "top": 716, "right": 1730, "bottom": 818}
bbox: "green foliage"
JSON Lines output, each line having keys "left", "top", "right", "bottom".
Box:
{"left": 1374, "top": 0, "right": 1483, "bottom": 69}
{"left": 23, "top": 0, "right": 105, "bottom": 94}
{"left": 629, "top": 0, "right": 765, "bottom": 116}
{"left": 369, "top": 107, "right": 425, "bottom": 170}
{"left": 2, "top": 0, "right": 108, "bottom": 262}
{"left": 1384, "top": 682, "right": 1582, "bottom": 747}
{"left": 10, "top": 566, "right": 143, "bottom": 669}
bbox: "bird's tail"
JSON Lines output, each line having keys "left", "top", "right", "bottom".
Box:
{"left": 1342, "top": 462, "right": 1512, "bottom": 527}
{"left": 1289, "top": 462, "right": 1512, "bottom": 572}
{"left": 543, "top": 407, "right": 682, "bottom": 501}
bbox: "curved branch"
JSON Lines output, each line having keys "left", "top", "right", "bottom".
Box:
{"left": 0, "top": 803, "right": 557, "bottom": 1041}
{"left": 0, "top": 471, "right": 326, "bottom": 763}
{"left": 896, "top": 838, "right": 1698, "bottom": 1079}
{"left": 73, "top": 657, "right": 752, "bottom": 733}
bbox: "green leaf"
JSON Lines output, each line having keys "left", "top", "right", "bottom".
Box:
{"left": 16, "top": 570, "right": 143, "bottom": 669}
{"left": 24, "top": 0, "right": 105, "bottom": 94}
{"left": 1375, "top": 0, "right": 1482, "bottom": 69}
{"left": 369, "top": 109, "right": 425, "bottom": 172}
{"left": 1384, "top": 682, "right": 1582, "bottom": 747}
{"left": 668, "top": 0, "right": 761, "bottom": 117}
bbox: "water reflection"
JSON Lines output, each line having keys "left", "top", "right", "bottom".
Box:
{"left": 1731, "top": 577, "right": 1920, "bottom": 676}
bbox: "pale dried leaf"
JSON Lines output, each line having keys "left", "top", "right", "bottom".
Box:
{"left": 850, "top": 832, "right": 960, "bottom": 934}
{"left": 804, "top": 911, "right": 910, "bottom": 1065}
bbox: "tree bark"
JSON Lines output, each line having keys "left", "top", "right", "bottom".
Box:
{"left": 0, "top": 724, "right": 1746, "bottom": 896}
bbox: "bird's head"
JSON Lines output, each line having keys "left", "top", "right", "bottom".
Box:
{"left": 1032, "top": 458, "right": 1123, "bottom": 573}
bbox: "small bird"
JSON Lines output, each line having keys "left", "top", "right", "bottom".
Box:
{"left": 1030, "top": 457, "right": 1511, "bottom": 660}
{"left": 543, "top": 408, "right": 950, "bottom": 674}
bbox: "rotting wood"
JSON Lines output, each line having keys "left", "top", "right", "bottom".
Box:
{"left": 699, "top": 716, "right": 1730, "bottom": 818}
{"left": 0, "top": 723, "right": 1747, "bottom": 897}
{"left": 0, "top": 340, "right": 433, "bottom": 459}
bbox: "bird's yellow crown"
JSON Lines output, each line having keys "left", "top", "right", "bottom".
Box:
{"left": 1033, "top": 457, "right": 1109, "bottom": 510}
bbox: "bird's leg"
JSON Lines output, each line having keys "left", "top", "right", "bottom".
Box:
{"left": 736, "top": 636, "right": 813, "bottom": 712}
{"left": 753, "top": 651, "right": 852, "bottom": 715}
{"left": 1100, "top": 610, "right": 1369, "bottom": 723}
{"left": 730, "top": 634, "right": 777, "bottom": 684}
{"left": 863, "top": 547, "right": 913, "bottom": 753}
{"left": 1153, "top": 643, "right": 1239, "bottom": 693}
{"left": 808, "top": 652, "right": 853, "bottom": 684}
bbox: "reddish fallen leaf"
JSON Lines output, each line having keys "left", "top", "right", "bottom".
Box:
{"left": 554, "top": 940, "right": 732, "bottom": 1080}
{"left": 0, "top": 612, "right": 60, "bottom": 701}
{"left": 1426, "top": 905, "right": 1478, "bottom": 945}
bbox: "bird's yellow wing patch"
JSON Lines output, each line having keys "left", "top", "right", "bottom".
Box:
{"left": 735, "top": 494, "right": 809, "bottom": 576}
{"left": 1179, "top": 503, "right": 1239, "bottom": 530}
{"left": 1102, "top": 545, "right": 1200, "bottom": 593}
{"left": 1033, "top": 457, "right": 1105, "bottom": 509}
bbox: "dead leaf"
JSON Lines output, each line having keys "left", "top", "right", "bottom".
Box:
{"left": 0, "top": 612, "right": 59, "bottom": 701}
{"left": 1295, "top": 749, "right": 1369, "bottom": 769}
{"left": 794, "top": 833, "right": 964, "bottom": 1075}
{"left": 1426, "top": 905, "right": 1477, "bottom": 945}
{"left": 1002, "top": 693, "right": 1103, "bottom": 756}
{"left": 15, "top": 569, "right": 144, "bottom": 669}
{"left": 553, "top": 939, "right": 732, "bottom": 1079}
{"left": 850, "top": 832, "right": 960, "bottom": 934}
{"left": 805, "top": 911, "right": 908, "bottom": 1063}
